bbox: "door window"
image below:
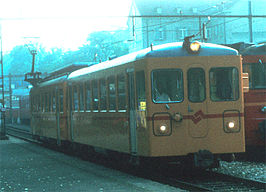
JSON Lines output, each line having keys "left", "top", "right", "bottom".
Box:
{"left": 188, "top": 68, "right": 206, "bottom": 102}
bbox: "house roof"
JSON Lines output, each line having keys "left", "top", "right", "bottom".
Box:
{"left": 131, "top": 0, "right": 238, "bottom": 16}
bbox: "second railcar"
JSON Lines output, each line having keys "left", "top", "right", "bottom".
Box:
{"left": 242, "top": 43, "right": 266, "bottom": 151}
{"left": 30, "top": 40, "right": 246, "bottom": 168}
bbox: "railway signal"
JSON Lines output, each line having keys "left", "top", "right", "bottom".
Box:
{"left": 23, "top": 37, "right": 42, "bottom": 86}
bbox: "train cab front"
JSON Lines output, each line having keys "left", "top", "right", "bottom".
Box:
{"left": 140, "top": 41, "right": 245, "bottom": 169}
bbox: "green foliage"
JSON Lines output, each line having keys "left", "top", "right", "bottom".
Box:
{"left": 86, "top": 30, "right": 129, "bottom": 62}
{"left": 4, "top": 30, "right": 129, "bottom": 75}
{"left": 4, "top": 45, "right": 32, "bottom": 75}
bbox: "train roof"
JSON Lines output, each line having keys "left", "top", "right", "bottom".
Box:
{"left": 32, "top": 63, "right": 94, "bottom": 89}
{"left": 43, "top": 62, "right": 93, "bottom": 81}
{"left": 242, "top": 43, "right": 266, "bottom": 55}
{"left": 68, "top": 42, "right": 238, "bottom": 80}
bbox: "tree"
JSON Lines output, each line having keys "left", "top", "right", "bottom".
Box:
{"left": 86, "top": 30, "right": 129, "bottom": 62}
{"left": 4, "top": 45, "right": 32, "bottom": 75}
{"left": 5, "top": 30, "right": 130, "bottom": 76}
{"left": 37, "top": 47, "right": 64, "bottom": 72}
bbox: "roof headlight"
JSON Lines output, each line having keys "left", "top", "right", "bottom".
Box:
{"left": 227, "top": 121, "right": 235, "bottom": 129}
{"left": 190, "top": 41, "right": 201, "bottom": 53}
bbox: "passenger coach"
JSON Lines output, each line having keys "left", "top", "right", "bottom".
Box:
{"left": 30, "top": 39, "right": 246, "bottom": 168}
{"left": 242, "top": 43, "right": 266, "bottom": 153}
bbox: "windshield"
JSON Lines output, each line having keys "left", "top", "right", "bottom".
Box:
{"left": 210, "top": 67, "right": 239, "bottom": 101}
{"left": 152, "top": 69, "right": 183, "bottom": 103}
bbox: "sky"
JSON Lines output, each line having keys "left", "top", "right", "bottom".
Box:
{"left": 0, "top": 0, "right": 132, "bottom": 52}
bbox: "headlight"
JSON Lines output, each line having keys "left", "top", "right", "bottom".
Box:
{"left": 227, "top": 121, "right": 235, "bottom": 129}
{"left": 159, "top": 124, "right": 167, "bottom": 133}
{"left": 190, "top": 41, "right": 201, "bottom": 52}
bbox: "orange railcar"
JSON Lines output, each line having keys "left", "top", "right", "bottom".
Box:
{"left": 30, "top": 40, "right": 246, "bottom": 168}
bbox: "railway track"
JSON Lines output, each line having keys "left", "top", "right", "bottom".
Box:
{"left": 175, "top": 171, "right": 265, "bottom": 191}
{"left": 6, "top": 125, "right": 266, "bottom": 192}
{"left": 6, "top": 125, "right": 34, "bottom": 142}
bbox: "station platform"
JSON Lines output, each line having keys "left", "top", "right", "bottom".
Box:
{"left": 0, "top": 136, "right": 181, "bottom": 192}
{"left": 6, "top": 123, "right": 31, "bottom": 132}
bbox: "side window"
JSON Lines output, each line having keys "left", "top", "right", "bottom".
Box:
{"left": 52, "top": 91, "right": 56, "bottom": 112}
{"left": 59, "top": 89, "right": 64, "bottom": 112}
{"left": 86, "top": 81, "right": 92, "bottom": 111}
{"left": 37, "top": 95, "right": 40, "bottom": 112}
{"left": 250, "top": 62, "right": 266, "bottom": 89}
{"left": 100, "top": 79, "right": 107, "bottom": 111}
{"left": 188, "top": 68, "right": 206, "bottom": 102}
{"left": 210, "top": 67, "right": 239, "bottom": 101}
{"left": 38, "top": 95, "right": 41, "bottom": 112}
{"left": 108, "top": 76, "right": 116, "bottom": 111}
{"left": 45, "top": 93, "right": 48, "bottom": 112}
{"left": 79, "top": 84, "right": 84, "bottom": 111}
{"left": 48, "top": 92, "right": 51, "bottom": 112}
{"left": 152, "top": 69, "right": 183, "bottom": 103}
{"left": 118, "top": 74, "right": 126, "bottom": 110}
{"left": 136, "top": 71, "right": 146, "bottom": 110}
{"left": 43, "top": 94, "right": 45, "bottom": 112}
{"left": 92, "top": 80, "right": 99, "bottom": 111}
{"left": 73, "top": 86, "right": 78, "bottom": 111}
{"left": 31, "top": 96, "right": 36, "bottom": 112}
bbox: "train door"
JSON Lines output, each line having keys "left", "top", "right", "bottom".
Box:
{"left": 127, "top": 69, "right": 138, "bottom": 156}
{"left": 55, "top": 88, "right": 61, "bottom": 145}
{"left": 186, "top": 65, "right": 209, "bottom": 138}
{"left": 68, "top": 85, "right": 74, "bottom": 142}
{"left": 56, "top": 86, "right": 68, "bottom": 144}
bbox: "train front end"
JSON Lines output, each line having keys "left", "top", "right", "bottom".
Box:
{"left": 136, "top": 41, "right": 245, "bottom": 168}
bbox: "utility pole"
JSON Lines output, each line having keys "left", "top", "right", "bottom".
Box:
{"left": 248, "top": 0, "right": 253, "bottom": 43}
{"left": 9, "top": 73, "right": 13, "bottom": 124}
{"left": 0, "top": 22, "right": 8, "bottom": 140}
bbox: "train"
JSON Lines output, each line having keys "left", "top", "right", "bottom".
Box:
{"left": 241, "top": 43, "right": 266, "bottom": 156}
{"left": 5, "top": 95, "right": 30, "bottom": 125}
{"left": 28, "top": 38, "right": 246, "bottom": 169}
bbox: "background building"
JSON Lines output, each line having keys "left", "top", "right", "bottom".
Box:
{"left": 128, "top": 0, "right": 266, "bottom": 52}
